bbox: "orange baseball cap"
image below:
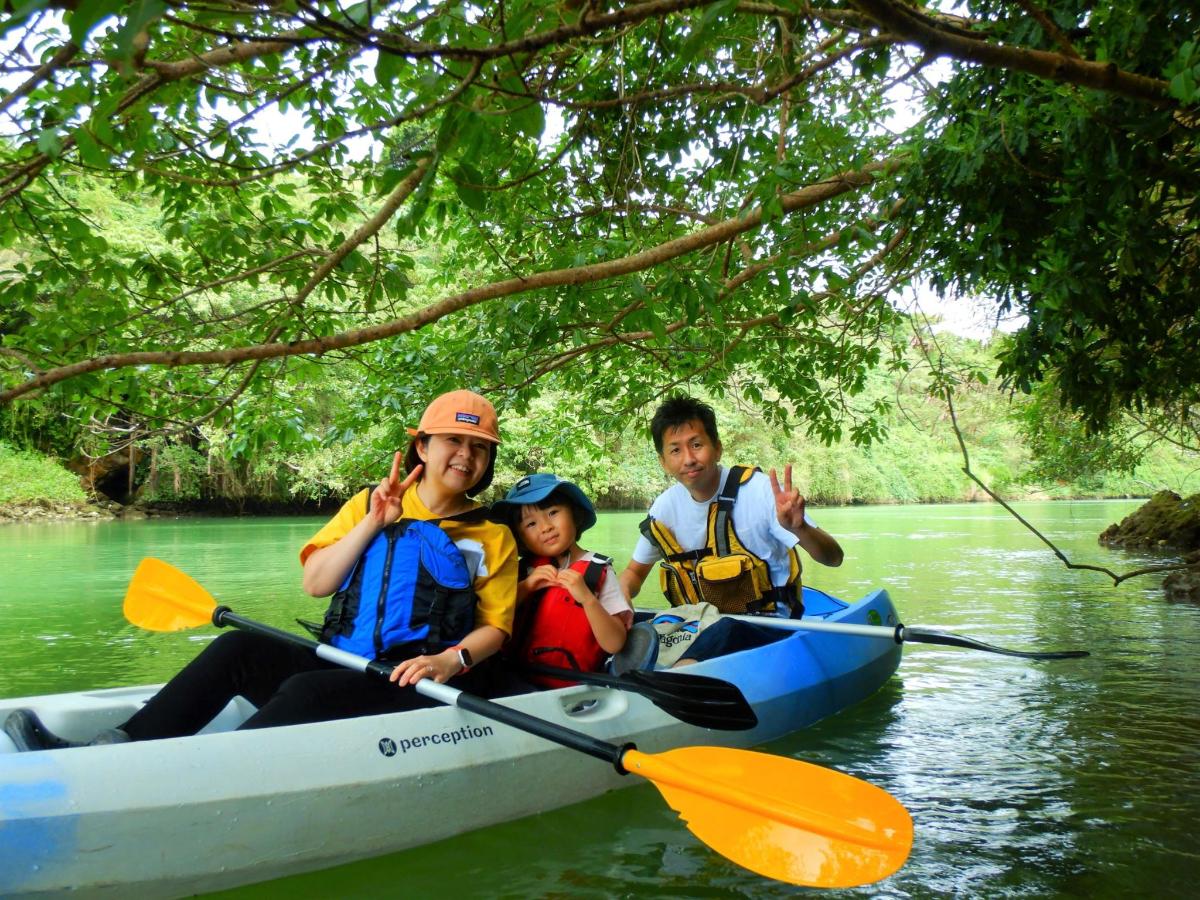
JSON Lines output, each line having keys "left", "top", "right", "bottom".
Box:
{"left": 406, "top": 390, "right": 501, "bottom": 444}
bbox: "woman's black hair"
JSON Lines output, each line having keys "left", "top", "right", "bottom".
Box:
{"left": 404, "top": 436, "right": 497, "bottom": 498}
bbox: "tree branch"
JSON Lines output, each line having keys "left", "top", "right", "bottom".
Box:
{"left": 850, "top": 0, "right": 1173, "bottom": 104}
{"left": 0, "top": 40, "right": 79, "bottom": 117}
{"left": 0, "top": 157, "right": 900, "bottom": 403}
{"left": 914, "top": 325, "right": 1198, "bottom": 586}
{"left": 1011, "top": 0, "right": 1081, "bottom": 59}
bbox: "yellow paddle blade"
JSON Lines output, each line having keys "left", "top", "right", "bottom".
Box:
{"left": 123, "top": 557, "right": 217, "bottom": 632}
{"left": 623, "top": 746, "right": 911, "bottom": 888}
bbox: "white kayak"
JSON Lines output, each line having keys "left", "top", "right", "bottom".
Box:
{"left": 0, "top": 587, "right": 903, "bottom": 898}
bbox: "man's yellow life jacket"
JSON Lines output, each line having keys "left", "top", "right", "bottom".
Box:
{"left": 639, "top": 466, "right": 803, "bottom": 616}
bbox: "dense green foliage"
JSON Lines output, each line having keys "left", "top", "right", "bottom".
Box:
{"left": 906, "top": 1, "right": 1200, "bottom": 432}
{"left": 0, "top": 1, "right": 1194, "bottom": 481}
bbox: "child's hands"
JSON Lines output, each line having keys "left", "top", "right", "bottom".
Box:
{"left": 524, "top": 565, "right": 559, "bottom": 593}
{"left": 518, "top": 564, "right": 558, "bottom": 601}
{"left": 556, "top": 568, "right": 597, "bottom": 606}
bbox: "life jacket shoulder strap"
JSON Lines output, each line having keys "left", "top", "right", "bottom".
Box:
{"left": 711, "top": 466, "right": 760, "bottom": 556}
{"left": 582, "top": 554, "right": 610, "bottom": 594}
{"left": 718, "top": 465, "right": 759, "bottom": 502}
{"left": 640, "top": 514, "right": 690, "bottom": 559}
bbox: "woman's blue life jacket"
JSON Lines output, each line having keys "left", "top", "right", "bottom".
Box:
{"left": 317, "top": 513, "right": 484, "bottom": 661}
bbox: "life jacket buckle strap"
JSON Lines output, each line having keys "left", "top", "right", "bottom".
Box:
{"left": 665, "top": 548, "right": 710, "bottom": 563}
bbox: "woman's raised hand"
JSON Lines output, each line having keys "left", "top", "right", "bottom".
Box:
{"left": 370, "top": 452, "right": 422, "bottom": 527}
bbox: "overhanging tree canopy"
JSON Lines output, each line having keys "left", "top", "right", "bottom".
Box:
{"left": 0, "top": 0, "right": 1195, "bottom": 449}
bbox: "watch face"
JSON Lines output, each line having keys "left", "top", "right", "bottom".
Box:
{"left": 458, "top": 647, "right": 474, "bottom": 668}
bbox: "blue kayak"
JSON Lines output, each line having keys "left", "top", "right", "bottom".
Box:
{"left": 667, "top": 586, "right": 903, "bottom": 742}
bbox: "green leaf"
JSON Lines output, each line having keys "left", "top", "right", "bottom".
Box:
{"left": 1168, "top": 70, "right": 1198, "bottom": 104}
{"left": 339, "top": 1, "right": 373, "bottom": 28}
{"left": 853, "top": 225, "right": 879, "bottom": 246}
{"left": 679, "top": 0, "right": 738, "bottom": 61}
{"left": 112, "top": 0, "right": 166, "bottom": 61}
{"left": 510, "top": 100, "right": 545, "bottom": 141}
{"left": 73, "top": 127, "right": 106, "bottom": 168}
{"left": 436, "top": 106, "right": 464, "bottom": 154}
{"left": 646, "top": 307, "right": 668, "bottom": 342}
{"left": 376, "top": 50, "right": 405, "bottom": 87}
{"left": 453, "top": 162, "right": 487, "bottom": 210}
{"left": 68, "top": 0, "right": 123, "bottom": 44}
{"left": 394, "top": 152, "right": 440, "bottom": 237}
{"left": 376, "top": 162, "right": 415, "bottom": 196}
{"left": 36, "top": 128, "right": 62, "bottom": 158}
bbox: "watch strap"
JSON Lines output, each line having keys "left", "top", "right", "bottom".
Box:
{"left": 451, "top": 644, "right": 473, "bottom": 673}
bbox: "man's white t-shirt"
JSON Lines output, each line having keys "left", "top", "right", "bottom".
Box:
{"left": 631, "top": 467, "right": 815, "bottom": 587}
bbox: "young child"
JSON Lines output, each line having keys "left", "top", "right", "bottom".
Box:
{"left": 494, "top": 473, "right": 632, "bottom": 689}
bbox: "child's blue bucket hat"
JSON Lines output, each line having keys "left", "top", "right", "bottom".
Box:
{"left": 494, "top": 473, "right": 597, "bottom": 535}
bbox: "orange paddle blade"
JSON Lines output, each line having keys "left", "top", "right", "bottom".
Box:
{"left": 123, "top": 557, "right": 217, "bottom": 632}
{"left": 623, "top": 746, "right": 911, "bottom": 888}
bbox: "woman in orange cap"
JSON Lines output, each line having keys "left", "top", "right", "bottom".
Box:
{"left": 302, "top": 389, "right": 518, "bottom": 692}
{"left": 3, "top": 391, "right": 518, "bottom": 750}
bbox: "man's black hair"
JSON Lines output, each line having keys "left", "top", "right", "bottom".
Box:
{"left": 649, "top": 395, "right": 720, "bottom": 454}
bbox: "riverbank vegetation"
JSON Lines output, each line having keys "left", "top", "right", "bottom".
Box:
{"left": 4, "top": 321, "right": 1195, "bottom": 512}
{"left": 0, "top": 441, "right": 85, "bottom": 504}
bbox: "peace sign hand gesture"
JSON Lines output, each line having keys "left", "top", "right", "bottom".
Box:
{"left": 370, "top": 452, "right": 423, "bottom": 527}
{"left": 769, "top": 464, "right": 807, "bottom": 535}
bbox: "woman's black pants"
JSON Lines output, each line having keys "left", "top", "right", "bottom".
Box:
{"left": 120, "top": 630, "right": 495, "bottom": 740}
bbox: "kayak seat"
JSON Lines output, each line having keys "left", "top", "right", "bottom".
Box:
{"left": 609, "top": 621, "right": 659, "bottom": 675}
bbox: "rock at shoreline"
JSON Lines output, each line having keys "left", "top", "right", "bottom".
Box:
{"left": 0, "top": 499, "right": 126, "bottom": 523}
{"left": 1163, "top": 550, "right": 1200, "bottom": 604}
{"left": 1100, "top": 491, "right": 1200, "bottom": 604}
{"left": 1098, "top": 490, "right": 1200, "bottom": 551}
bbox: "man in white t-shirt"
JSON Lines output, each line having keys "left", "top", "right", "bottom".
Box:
{"left": 620, "top": 395, "right": 843, "bottom": 610}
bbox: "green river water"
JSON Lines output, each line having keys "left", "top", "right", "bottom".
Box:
{"left": 2, "top": 501, "right": 1198, "bottom": 898}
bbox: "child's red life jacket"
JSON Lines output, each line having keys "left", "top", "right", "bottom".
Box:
{"left": 512, "top": 554, "right": 611, "bottom": 689}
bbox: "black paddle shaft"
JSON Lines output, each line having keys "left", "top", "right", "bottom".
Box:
{"left": 520, "top": 663, "right": 759, "bottom": 731}
{"left": 210, "top": 606, "right": 634, "bottom": 771}
{"left": 212, "top": 605, "right": 395, "bottom": 680}
{"left": 901, "top": 624, "right": 1090, "bottom": 660}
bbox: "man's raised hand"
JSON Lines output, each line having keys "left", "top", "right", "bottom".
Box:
{"left": 769, "top": 464, "right": 807, "bottom": 534}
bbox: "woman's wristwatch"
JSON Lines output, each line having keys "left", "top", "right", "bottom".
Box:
{"left": 451, "top": 645, "right": 473, "bottom": 673}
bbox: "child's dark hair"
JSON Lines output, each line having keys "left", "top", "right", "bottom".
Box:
{"left": 650, "top": 395, "right": 720, "bottom": 454}
{"left": 511, "top": 488, "right": 581, "bottom": 528}
{"left": 508, "top": 488, "right": 587, "bottom": 560}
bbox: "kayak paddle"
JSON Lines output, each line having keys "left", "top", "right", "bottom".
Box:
{"left": 519, "top": 664, "right": 758, "bottom": 731}
{"left": 124, "top": 557, "right": 913, "bottom": 888}
{"left": 725, "top": 613, "right": 1089, "bottom": 660}
{"left": 126, "top": 557, "right": 753, "bottom": 731}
